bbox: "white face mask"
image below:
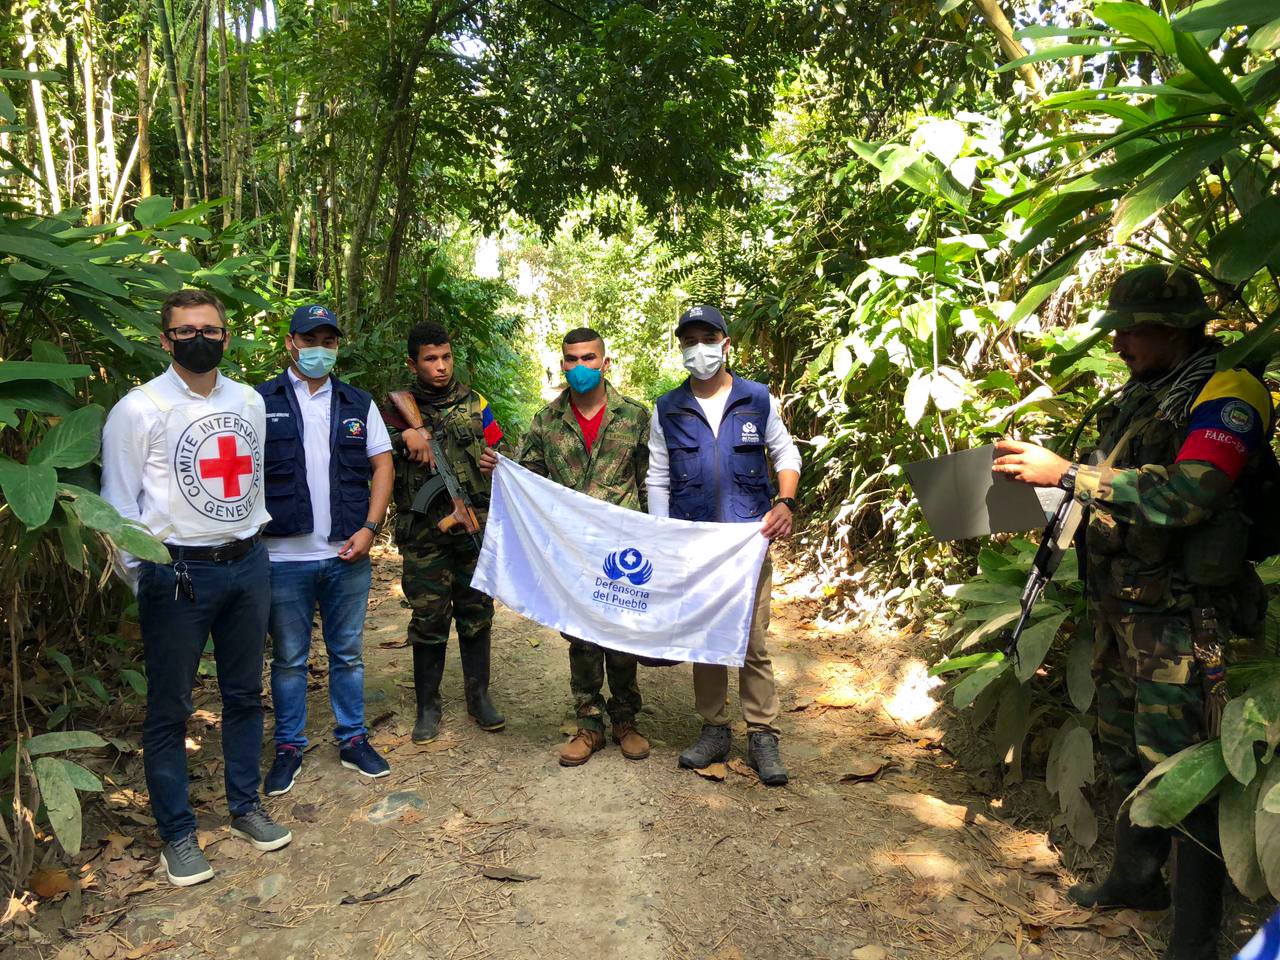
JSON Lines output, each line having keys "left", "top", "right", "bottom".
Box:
{"left": 682, "top": 342, "right": 726, "bottom": 381}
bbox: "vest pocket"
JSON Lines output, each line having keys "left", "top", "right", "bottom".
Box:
{"left": 336, "top": 441, "right": 372, "bottom": 482}
{"left": 264, "top": 439, "right": 296, "bottom": 494}
{"left": 669, "top": 450, "right": 711, "bottom": 520}
{"left": 731, "top": 450, "right": 770, "bottom": 519}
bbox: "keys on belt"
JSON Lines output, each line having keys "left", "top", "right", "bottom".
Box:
{"left": 161, "top": 535, "right": 261, "bottom": 604}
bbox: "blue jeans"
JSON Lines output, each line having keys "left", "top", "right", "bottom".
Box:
{"left": 267, "top": 556, "right": 372, "bottom": 749}
{"left": 137, "top": 541, "right": 269, "bottom": 842}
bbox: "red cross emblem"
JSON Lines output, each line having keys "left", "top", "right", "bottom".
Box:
{"left": 198, "top": 435, "right": 253, "bottom": 499}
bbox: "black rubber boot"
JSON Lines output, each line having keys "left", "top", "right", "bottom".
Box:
{"left": 1164, "top": 808, "right": 1225, "bottom": 960}
{"left": 1069, "top": 811, "right": 1171, "bottom": 910}
{"left": 678, "top": 723, "right": 732, "bottom": 769}
{"left": 458, "top": 633, "right": 505, "bottom": 731}
{"left": 747, "top": 731, "right": 789, "bottom": 786}
{"left": 411, "top": 643, "right": 446, "bottom": 744}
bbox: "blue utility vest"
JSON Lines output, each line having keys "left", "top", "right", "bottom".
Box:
{"left": 257, "top": 370, "right": 373, "bottom": 540}
{"left": 655, "top": 376, "right": 775, "bottom": 523}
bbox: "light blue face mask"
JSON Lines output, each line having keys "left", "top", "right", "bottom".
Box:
{"left": 296, "top": 345, "right": 338, "bottom": 378}
{"left": 564, "top": 363, "right": 603, "bottom": 394}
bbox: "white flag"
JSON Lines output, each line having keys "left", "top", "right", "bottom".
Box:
{"left": 471, "top": 455, "right": 769, "bottom": 667}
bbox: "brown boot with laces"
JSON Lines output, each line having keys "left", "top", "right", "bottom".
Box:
{"left": 612, "top": 721, "right": 650, "bottom": 760}
{"left": 559, "top": 728, "right": 605, "bottom": 767}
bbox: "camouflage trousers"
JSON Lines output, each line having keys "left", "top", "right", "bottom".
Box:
{"left": 561, "top": 635, "right": 641, "bottom": 733}
{"left": 402, "top": 535, "right": 494, "bottom": 647}
{"left": 1093, "top": 608, "right": 1206, "bottom": 795}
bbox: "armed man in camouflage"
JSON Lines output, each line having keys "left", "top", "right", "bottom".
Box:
{"left": 384, "top": 322, "right": 506, "bottom": 744}
{"left": 995, "top": 265, "right": 1273, "bottom": 960}
{"left": 507, "top": 327, "right": 653, "bottom": 767}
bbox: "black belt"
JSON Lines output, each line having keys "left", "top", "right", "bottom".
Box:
{"left": 164, "top": 534, "right": 261, "bottom": 564}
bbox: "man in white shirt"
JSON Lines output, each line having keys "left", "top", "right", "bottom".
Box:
{"left": 647, "top": 305, "right": 802, "bottom": 785}
{"left": 255, "top": 305, "right": 394, "bottom": 795}
{"left": 101, "top": 289, "right": 292, "bottom": 888}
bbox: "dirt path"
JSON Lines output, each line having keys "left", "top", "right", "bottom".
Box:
{"left": 8, "top": 548, "right": 1239, "bottom": 960}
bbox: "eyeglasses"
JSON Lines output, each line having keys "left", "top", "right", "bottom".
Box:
{"left": 165, "top": 326, "right": 228, "bottom": 342}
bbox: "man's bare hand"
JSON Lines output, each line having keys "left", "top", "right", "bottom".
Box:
{"left": 337, "top": 526, "right": 374, "bottom": 562}
{"left": 761, "top": 503, "right": 793, "bottom": 540}
{"left": 993, "top": 439, "right": 1071, "bottom": 488}
{"left": 403, "top": 428, "right": 432, "bottom": 464}
{"left": 479, "top": 448, "right": 498, "bottom": 476}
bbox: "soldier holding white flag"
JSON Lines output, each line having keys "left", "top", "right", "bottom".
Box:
{"left": 647, "top": 305, "right": 802, "bottom": 786}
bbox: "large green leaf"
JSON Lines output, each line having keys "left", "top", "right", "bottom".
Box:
{"left": 28, "top": 404, "right": 105, "bottom": 469}
{"left": 1208, "top": 196, "right": 1280, "bottom": 284}
{"left": 1256, "top": 760, "right": 1280, "bottom": 898}
{"left": 1095, "top": 2, "right": 1176, "bottom": 54}
{"left": 1113, "top": 132, "right": 1238, "bottom": 243}
{"left": 0, "top": 360, "right": 92, "bottom": 384}
{"left": 1015, "top": 611, "right": 1070, "bottom": 682}
{"left": 59, "top": 483, "right": 124, "bottom": 536}
{"left": 1130, "top": 740, "right": 1229, "bottom": 827}
{"left": 953, "top": 659, "right": 1009, "bottom": 709}
{"left": 1047, "top": 721, "right": 1095, "bottom": 795}
{"left": 1007, "top": 242, "right": 1092, "bottom": 328}
{"left": 1173, "top": 0, "right": 1279, "bottom": 31}
{"left": 134, "top": 195, "right": 174, "bottom": 227}
{"left": 33, "top": 756, "right": 81, "bottom": 855}
{"left": 1219, "top": 774, "right": 1268, "bottom": 898}
{"left": 1066, "top": 620, "right": 1096, "bottom": 713}
{"left": 112, "top": 521, "right": 172, "bottom": 563}
{"left": 1172, "top": 31, "right": 1246, "bottom": 107}
{"left": 1220, "top": 689, "right": 1278, "bottom": 784}
{"left": 1217, "top": 305, "right": 1280, "bottom": 370}
{"left": 24, "top": 730, "right": 108, "bottom": 754}
{"left": 0, "top": 456, "right": 58, "bottom": 527}
{"left": 996, "top": 43, "right": 1139, "bottom": 72}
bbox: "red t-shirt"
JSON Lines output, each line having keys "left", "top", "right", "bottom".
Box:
{"left": 572, "top": 400, "right": 607, "bottom": 452}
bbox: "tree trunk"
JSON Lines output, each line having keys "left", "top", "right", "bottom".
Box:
{"left": 82, "top": 1, "right": 103, "bottom": 224}
{"left": 380, "top": 113, "right": 423, "bottom": 309}
{"left": 101, "top": 72, "right": 120, "bottom": 202}
{"left": 233, "top": 0, "right": 253, "bottom": 222}
{"left": 137, "top": 0, "right": 153, "bottom": 198}
{"left": 217, "top": 0, "right": 231, "bottom": 223}
{"left": 198, "top": 0, "right": 212, "bottom": 201}
{"left": 158, "top": 0, "right": 197, "bottom": 204}
{"left": 21, "top": 9, "right": 62, "bottom": 213}
{"left": 969, "top": 0, "right": 1044, "bottom": 97}
{"left": 286, "top": 203, "right": 304, "bottom": 295}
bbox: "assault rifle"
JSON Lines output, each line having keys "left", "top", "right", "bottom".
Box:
{"left": 1001, "top": 490, "right": 1082, "bottom": 661}
{"left": 388, "top": 391, "right": 482, "bottom": 550}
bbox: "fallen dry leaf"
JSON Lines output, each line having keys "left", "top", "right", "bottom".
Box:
{"left": 727, "top": 758, "right": 758, "bottom": 780}
{"left": 369, "top": 711, "right": 395, "bottom": 729}
{"left": 103, "top": 858, "right": 148, "bottom": 880}
{"left": 102, "top": 833, "right": 134, "bottom": 861}
{"left": 377, "top": 639, "right": 409, "bottom": 648}
{"left": 2, "top": 893, "right": 37, "bottom": 926}
{"left": 123, "top": 880, "right": 158, "bottom": 898}
{"left": 1093, "top": 919, "right": 1130, "bottom": 939}
{"left": 693, "top": 763, "right": 728, "bottom": 782}
{"left": 481, "top": 866, "right": 539, "bottom": 882}
{"left": 292, "top": 803, "right": 320, "bottom": 823}
{"left": 787, "top": 695, "right": 815, "bottom": 712}
{"left": 340, "top": 873, "right": 419, "bottom": 904}
{"left": 837, "top": 757, "right": 898, "bottom": 784}
{"left": 29, "top": 868, "right": 75, "bottom": 899}
{"left": 125, "top": 941, "right": 177, "bottom": 960}
{"left": 850, "top": 946, "right": 887, "bottom": 960}
{"left": 86, "top": 933, "right": 118, "bottom": 960}
{"left": 398, "top": 810, "right": 425, "bottom": 826}
{"left": 196, "top": 829, "right": 225, "bottom": 850}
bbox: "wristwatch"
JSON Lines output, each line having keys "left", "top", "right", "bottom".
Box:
{"left": 1058, "top": 464, "right": 1079, "bottom": 493}
{"left": 773, "top": 496, "right": 798, "bottom": 512}
{"left": 362, "top": 521, "right": 381, "bottom": 535}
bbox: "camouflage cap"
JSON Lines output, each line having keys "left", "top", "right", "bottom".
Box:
{"left": 1096, "top": 265, "right": 1217, "bottom": 332}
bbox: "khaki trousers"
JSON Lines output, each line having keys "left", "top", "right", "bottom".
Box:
{"left": 692, "top": 556, "right": 779, "bottom": 735}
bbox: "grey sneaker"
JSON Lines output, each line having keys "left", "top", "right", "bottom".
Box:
{"left": 678, "top": 723, "right": 732, "bottom": 769}
{"left": 159, "top": 832, "right": 215, "bottom": 887}
{"left": 230, "top": 805, "right": 293, "bottom": 851}
{"left": 747, "top": 732, "right": 789, "bottom": 786}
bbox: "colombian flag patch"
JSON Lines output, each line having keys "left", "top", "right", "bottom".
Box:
{"left": 1176, "top": 369, "right": 1271, "bottom": 480}
{"left": 478, "top": 394, "right": 503, "bottom": 447}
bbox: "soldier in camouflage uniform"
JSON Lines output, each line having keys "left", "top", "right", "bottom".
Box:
{"left": 512, "top": 327, "right": 653, "bottom": 767}
{"left": 995, "top": 265, "right": 1272, "bottom": 960}
{"left": 384, "top": 322, "right": 507, "bottom": 744}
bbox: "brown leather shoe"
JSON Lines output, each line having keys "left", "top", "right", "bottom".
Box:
{"left": 612, "top": 721, "right": 650, "bottom": 760}
{"left": 559, "top": 728, "right": 605, "bottom": 767}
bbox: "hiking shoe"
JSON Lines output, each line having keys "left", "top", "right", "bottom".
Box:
{"left": 612, "top": 721, "right": 651, "bottom": 760}
{"left": 159, "top": 832, "right": 214, "bottom": 887}
{"left": 230, "top": 805, "right": 293, "bottom": 851}
{"left": 559, "top": 728, "right": 606, "bottom": 767}
{"left": 678, "top": 723, "right": 731, "bottom": 769}
{"left": 747, "top": 732, "right": 788, "bottom": 786}
{"left": 340, "top": 735, "right": 390, "bottom": 779}
{"left": 264, "top": 745, "right": 303, "bottom": 797}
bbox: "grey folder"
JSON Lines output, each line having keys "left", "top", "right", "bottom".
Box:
{"left": 906, "top": 444, "right": 1065, "bottom": 542}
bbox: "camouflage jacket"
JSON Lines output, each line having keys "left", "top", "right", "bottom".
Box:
{"left": 383, "top": 379, "right": 502, "bottom": 546}
{"left": 1072, "top": 344, "right": 1270, "bottom": 624}
{"left": 517, "top": 381, "right": 650, "bottom": 511}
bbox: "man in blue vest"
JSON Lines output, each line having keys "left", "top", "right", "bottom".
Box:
{"left": 257, "top": 305, "right": 395, "bottom": 795}
{"left": 647, "top": 305, "right": 802, "bottom": 786}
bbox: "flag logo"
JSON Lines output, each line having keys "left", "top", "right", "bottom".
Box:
{"left": 603, "top": 546, "right": 653, "bottom": 586}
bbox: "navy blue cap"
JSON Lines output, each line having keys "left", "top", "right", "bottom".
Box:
{"left": 290, "top": 304, "right": 342, "bottom": 336}
{"left": 675, "top": 304, "right": 727, "bottom": 336}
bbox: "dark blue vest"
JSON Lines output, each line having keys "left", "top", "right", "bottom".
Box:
{"left": 655, "top": 376, "right": 775, "bottom": 523}
{"left": 257, "top": 370, "right": 373, "bottom": 540}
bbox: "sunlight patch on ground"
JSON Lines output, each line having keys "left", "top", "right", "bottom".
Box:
{"left": 881, "top": 660, "right": 942, "bottom": 725}
{"left": 815, "top": 662, "right": 877, "bottom": 708}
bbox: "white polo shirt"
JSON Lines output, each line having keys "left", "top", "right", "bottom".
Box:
{"left": 101, "top": 366, "right": 270, "bottom": 582}
{"left": 264, "top": 367, "right": 392, "bottom": 562}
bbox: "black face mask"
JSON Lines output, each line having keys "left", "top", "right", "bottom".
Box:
{"left": 170, "top": 335, "right": 225, "bottom": 374}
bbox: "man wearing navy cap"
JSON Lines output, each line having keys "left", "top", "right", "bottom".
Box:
{"left": 256, "top": 305, "right": 395, "bottom": 795}
{"left": 647, "top": 305, "right": 802, "bottom": 785}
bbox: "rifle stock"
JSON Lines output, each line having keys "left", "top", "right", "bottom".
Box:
{"left": 388, "top": 390, "right": 436, "bottom": 471}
